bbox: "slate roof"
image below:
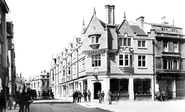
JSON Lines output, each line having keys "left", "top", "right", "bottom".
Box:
{"left": 130, "top": 25, "right": 146, "bottom": 35}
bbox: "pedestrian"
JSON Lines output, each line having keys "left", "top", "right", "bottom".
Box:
{"left": 72, "top": 91, "right": 76, "bottom": 103}
{"left": 75, "top": 90, "right": 78, "bottom": 102}
{"left": 83, "top": 90, "right": 87, "bottom": 102}
{"left": 97, "top": 90, "right": 101, "bottom": 103}
{"left": 78, "top": 91, "right": 82, "bottom": 102}
{"left": 87, "top": 90, "right": 91, "bottom": 102}
{"left": 101, "top": 91, "right": 105, "bottom": 102}
{"left": 108, "top": 89, "right": 112, "bottom": 105}
{"left": 116, "top": 91, "right": 120, "bottom": 102}
{"left": 14, "top": 91, "right": 20, "bottom": 109}
{"left": 25, "top": 90, "right": 32, "bottom": 112}
{"left": 8, "top": 95, "right": 13, "bottom": 110}
{"left": 0, "top": 91, "right": 6, "bottom": 111}
{"left": 18, "top": 89, "right": 28, "bottom": 112}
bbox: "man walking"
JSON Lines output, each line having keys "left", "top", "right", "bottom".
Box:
{"left": 83, "top": 90, "right": 87, "bottom": 102}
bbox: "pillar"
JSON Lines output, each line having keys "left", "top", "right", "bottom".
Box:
{"left": 129, "top": 77, "right": 134, "bottom": 100}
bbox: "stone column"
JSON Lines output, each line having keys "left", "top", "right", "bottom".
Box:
{"left": 129, "top": 77, "right": 134, "bottom": 100}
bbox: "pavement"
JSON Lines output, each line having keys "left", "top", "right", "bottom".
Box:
{"left": 5, "top": 97, "right": 185, "bottom": 112}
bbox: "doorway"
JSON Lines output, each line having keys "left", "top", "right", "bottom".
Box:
{"left": 94, "top": 82, "right": 101, "bottom": 99}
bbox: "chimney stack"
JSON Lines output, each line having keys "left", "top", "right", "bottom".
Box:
{"left": 136, "top": 16, "right": 145, "bottom": 29}
{"left": 105, "top": 5, "right": 115, "bottom": 25}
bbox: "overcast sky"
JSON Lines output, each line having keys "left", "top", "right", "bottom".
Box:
{"left": 5, "top": 0, "right": 185, "bottom": 79}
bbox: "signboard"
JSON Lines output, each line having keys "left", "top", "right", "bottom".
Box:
{"left": 83, "top": 49, "right": 106, "bottom": 55}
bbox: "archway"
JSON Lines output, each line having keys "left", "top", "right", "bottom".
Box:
{"left": 94, "top": 82, "right": 101, "bottom": 99}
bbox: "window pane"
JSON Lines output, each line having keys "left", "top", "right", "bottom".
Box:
{"left": 138, "top": 61, "right": 141, "bottom": 66}
{"left": 124, "top": 38, "right": 127, "bottom": 46}
{"left": 138, "top": 41, "right": 141, "bottom": 47}
{"left": 142, "top": 60, "right": 145, "bottom": 67}
{"left": 92, "top": 36, "right": 94, "bottom": 43}
{"left": 96, "top": 36, "right": 99, "bottom": 43}
{"left": 173, "top": 60, "right": 177, "bottom": 69}
{"left": 125, "top": 55, "right": 128, "bottom": 66}
{"left": 163, "top": 59, "right": 167, "bottom": 69}
{"left": 128, "top": 38, "right": 131, "bottom": 46}
{"left": 142, "top": 41, "right": 145, "bottom": 47}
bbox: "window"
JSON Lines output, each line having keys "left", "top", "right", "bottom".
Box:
{"left": 173, "top": 42, "right": 179, "bottom": 53}
{"left": 120, "top": 38, "right": 131, "bottom": 46}
{"left": 134, "top": 79, "right": 151, "bottom": 95}
{"left": 63, "top": 70, "right": 65, "bottom": 77}
{"left": 125, "top": 55, "right": 129, "bottom": 66}
{"left": 91, "top": 36, "right": 99, "bottom": 44}
{"left": 68, "top": 66, "right": 71, "bottom": 75}
{"left": 73, "top": 63, "right": 76, "bottom": 75}
{"left": 92, "top": 54, "right": 101, "bottom": 67}
{"left": 163, "top": 59, "right": 179, "bottom": 70}
{"left": 138, "top": 40, "right": 146, "bottom": 48}
{"left": 119, "top": 54, "right": 133, "bottom": 67}
{"left": 138, "top": 55, "right": 146, "bottom": 67}
{"left": 110, "top": 79, "right": 128, "bottom": 95}
{"left": 163, "top": 41, "right": 168, "bottom": 52}
{"left": 82, "top": 58, "right": 85, "bottom": 70}
{"left": 119, "top": 55, "right": 123, "bottom": 66}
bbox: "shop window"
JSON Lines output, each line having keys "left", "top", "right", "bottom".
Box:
{"left": 134, "top": 79, "right": 151, "bottom": 95}
{"left": 110, "top": 79, "right": 128, "bottom": 95}
{"left": 92, "top": 54, "right": 101, "bottom": 67}
{"left": 138, "top": 55, "right": 146, "bottom": 67}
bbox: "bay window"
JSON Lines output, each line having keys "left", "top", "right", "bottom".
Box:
{"left": 119, "top": 54, "right": 133, "bottom": 67}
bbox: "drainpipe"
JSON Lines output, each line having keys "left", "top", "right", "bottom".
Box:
{"left": 153, "top": 39, "right": 156, "bottom": 101}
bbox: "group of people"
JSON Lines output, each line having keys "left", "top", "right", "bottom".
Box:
{"left": 0, "top": 89, "right": 33, "bottom": 112}
{"left": 73, "top": 90, "right": 91, "bottom": 103}
{"left": 98, "top": 90, "right": 112, "bottom": 105}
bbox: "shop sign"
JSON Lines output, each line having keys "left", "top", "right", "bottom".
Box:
{"left": 83, "top": 49, "right": 106, "bottom": 55}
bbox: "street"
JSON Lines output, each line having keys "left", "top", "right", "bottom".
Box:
{"left": 29, "top": 103, "right": 111, "bottom": 112}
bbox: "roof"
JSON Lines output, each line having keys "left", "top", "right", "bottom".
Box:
{"left": 0, "top": 0, "right": 9, "bottom": 13}
{"left": 146, "top": 22, "right": 182, "bottom": 29}
{"left": 130, "top": 25, "right": 146, "bottom": 35}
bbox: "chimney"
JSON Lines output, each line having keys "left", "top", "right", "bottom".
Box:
{"left": 105, "top": 5, "right": 115, "bottom": 25}
{"left": 136, "top": 16, "right": 144, "bottom": 29}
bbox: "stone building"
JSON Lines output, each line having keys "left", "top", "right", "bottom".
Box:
{"left": 0, "top": 0, "right": 13, "bottom": 99}
{"left": 30, "top": 70, "right": 50, "bottom": 98}
{"left": 50, "top": 5, "right": 185, "bottom": 101}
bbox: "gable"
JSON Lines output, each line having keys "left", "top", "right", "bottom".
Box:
{"left": 85, "top": 15, "right": 105, "bottom": 35}
{"left": 117, "top": 20, "right": 134, "bottom": 36}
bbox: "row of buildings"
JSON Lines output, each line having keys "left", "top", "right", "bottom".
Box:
{"left": 0, "top": 0, "right": 18, "bottom": 99}
{"left": 49, "top": 5, "right": 185, "bottom": 101}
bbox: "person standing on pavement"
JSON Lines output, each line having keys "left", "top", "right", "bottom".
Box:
{"left": 101, "top": 91, "right": 105, "bottom": 102}
{"left": 8, "top": 95, "right": 13, "bottom": 110}
{"left": 97, "top": 90, "right": 101, "bottom": 103}
{"left": 87, "top": 90, "right": 91, "bottom": 102}
{"left": 116, "top": 91, "right": 120, "bottom": 102}
{"left": 83, "top": 90, "right": 87, "bottom": 102}
{"left": 78, "top": 91, "right": 82, "bottom": 102}
{"left": 108, "top": 89, "right": 112, "bottom": 105}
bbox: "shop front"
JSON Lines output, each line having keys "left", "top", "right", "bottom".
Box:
{"left": 156, "top": 74, "right": 185, "bottom": 99}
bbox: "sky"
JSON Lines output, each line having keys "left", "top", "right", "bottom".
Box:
{"left": 5, "top": 0, "right": 185, "bottom": 79}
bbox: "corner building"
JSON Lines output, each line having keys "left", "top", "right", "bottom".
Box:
{"left": 50, "top": 5, "right": 185, "bottom": 101}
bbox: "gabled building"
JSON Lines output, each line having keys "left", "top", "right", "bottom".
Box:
{"left": 50, "top": 5, "right": 185, "bottom": 101}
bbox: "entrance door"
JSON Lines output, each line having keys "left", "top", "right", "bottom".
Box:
{"left": 94, "top": 82, "right": 101, "bottom": 99}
